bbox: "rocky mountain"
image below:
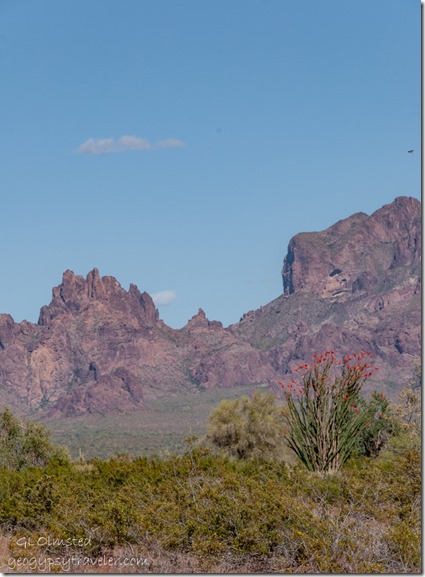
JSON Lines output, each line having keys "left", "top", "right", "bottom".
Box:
{"left": 231, "top": 196, "right": 421, "bottom": 396}
{"left": 0, "top": 196, "right": 420, "bottom": 417}
{"left": 0, "top": 270, "right": 275, "bottom": 417}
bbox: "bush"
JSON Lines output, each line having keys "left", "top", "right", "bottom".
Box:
{"left": 0, "top": 436, "right": 420, "bottom": 573}
{"left": 391, "top": 382, "right": 421, "bottom": 437}
{"left": 0, "top": 407, "right": 69, "bottom": 470}
{"left": 354, "top": 390, "right": 399, "bottom": 457}
{"left": 205, "top": 390, "right": 286, "bottom": 461}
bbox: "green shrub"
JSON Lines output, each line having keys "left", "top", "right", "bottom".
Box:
{"left": 354, "top": 390, "right": 399, "bottom": 457}
{"left": 205, "top": 390, "right": 286, "bottom": 461}
{"left": 0, "top": 407, "right": 69, "bottom": 470}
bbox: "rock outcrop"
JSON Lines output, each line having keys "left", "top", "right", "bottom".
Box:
{"left": 0, "top": 269, "right": 166, "bottom": 416}
{"left": 232, "top": 197, "right": 421, "bottom": 396}
{"left": 282, "top": 196, "right": 420, "bottom": 299}
{"left": 0, "top": 271, "right": 273, "bottom": 417}
{"left": 0, "top": 197, "right": 420, "bottom": 417}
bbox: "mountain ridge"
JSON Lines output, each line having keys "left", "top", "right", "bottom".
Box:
{"left": 0, "top": 196, "right": 420, "bottom": 417}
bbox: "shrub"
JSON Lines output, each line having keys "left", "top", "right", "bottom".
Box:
{"left": 205, "top": 390, "right": 286, "bottom": 461}
{"left": 0, "top": 408, "right": 69, "bottom": 471}
{"left": 0, "top": 438, "right": 420, "bottom": 573}
{"left": 353, "top": 390, "right": 399, "bottom": 457}
{"left": 392, "top": 382, "right": 421, "bottom": 436}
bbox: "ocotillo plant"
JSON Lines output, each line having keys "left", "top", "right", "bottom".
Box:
{"left": 278, "top": 351, "right": 380, "bottom": 474}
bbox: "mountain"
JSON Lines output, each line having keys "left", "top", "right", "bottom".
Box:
{"left": 230, "top": 196, "right": 421, "bottom": 396}
{"left": 0, "top": 270, "right": 274, "bottom": 417}
{"left": 0, "top": 196, "right": 420, "bottom": 417}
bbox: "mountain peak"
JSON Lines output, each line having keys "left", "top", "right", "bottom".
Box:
{"left": 282, "top": 196, "right": 421, "bottom": 298}
{"left": 38, "top": 268, "right": 158, "bottom": 327}
{"left": 183, "top": 309, "right": 224, "bottom": 331}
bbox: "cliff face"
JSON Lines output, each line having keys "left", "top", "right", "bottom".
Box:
{"left": 0, "top": 197, "right": 420, "bottom": 417}
{"left": 233, "top": 197, "right": 421, "bottom": 395}
{"left": 281, "top": 196, "right": 420, "bottom": 299}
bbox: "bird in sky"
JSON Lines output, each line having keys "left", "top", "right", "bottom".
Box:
{"left": 408, "top": 149, "right": 414, "bottom": 154}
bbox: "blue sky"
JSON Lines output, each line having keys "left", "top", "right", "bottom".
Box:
{"left": 0, "top": 0, "right": 421, "bottom": 328}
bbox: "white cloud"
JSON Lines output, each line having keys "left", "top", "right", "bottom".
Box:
{"left": 77, "top": 135, "right": 151, "bottom": 155}
{"left": 116, "top": 135, "right": 151, "bottom": 151}
{"left": 77, "top": 135, "right": 185, "bottom": 155}
{"left": 77, "top": 138, "right": 116, "bottom": 155}
{"left": 155, "top": 138, "right": 186, "bottom": 149}
{"left": 151, "top": 290, "right": 176, "bottom": 306}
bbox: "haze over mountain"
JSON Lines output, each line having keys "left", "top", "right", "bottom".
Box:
{"left": 0, "top": 197, "right": 420, "bottom": 417}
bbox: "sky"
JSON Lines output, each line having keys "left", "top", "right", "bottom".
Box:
{"left": 0, "top": 0, "right": 421, "bottom": 329}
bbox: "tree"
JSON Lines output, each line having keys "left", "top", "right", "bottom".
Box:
{"left": 206, "top": 390, "right": 286, "bottom": 461}
{"left": 278, "top": 351, "right": 382, "bottom": 474}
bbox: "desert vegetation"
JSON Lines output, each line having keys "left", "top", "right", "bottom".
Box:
{"left": 0, "top": 357, "right": 421, "bottom": 573}
{"left": 277, "top": 351, "right": 390, "bottom": 473}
